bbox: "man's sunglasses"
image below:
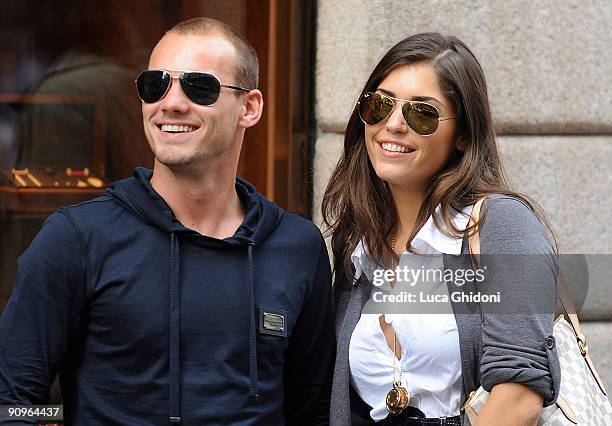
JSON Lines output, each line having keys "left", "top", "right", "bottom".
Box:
{"left": 358, "top": 92, "right": 455, "bottom": 136}
{"left": 135, "top": 69, "right": 252, "bottom": 106}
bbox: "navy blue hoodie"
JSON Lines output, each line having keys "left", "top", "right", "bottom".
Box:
{"left": 0, "top": 168, "right": 334, "bottom": 425}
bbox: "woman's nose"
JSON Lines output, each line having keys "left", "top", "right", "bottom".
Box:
{"left": 385, "top": 103, "right": 409, "bottom": 133}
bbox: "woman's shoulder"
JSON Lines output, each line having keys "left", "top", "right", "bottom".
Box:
{"left": 483, "top": 193, "right": 533, "bottom": 212}
{"left": 481, "top": 194, "right": 542, "bottom": 228}
{"left": 479, "top": 194, "right": 553, "bottom": 254}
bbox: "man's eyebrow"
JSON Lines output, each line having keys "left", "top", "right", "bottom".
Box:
{"left": 376, "top": 88, "right": 443, "bottom": 104}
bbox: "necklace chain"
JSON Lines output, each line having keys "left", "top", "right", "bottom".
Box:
{"left": 390, "top": 233, "right": 403, "bottom": 386}
{"left": 390, "top": 234, "right": 396, "bottom": 287}
{"left": 392, "top": 327, "right": 403, "bottom": 386}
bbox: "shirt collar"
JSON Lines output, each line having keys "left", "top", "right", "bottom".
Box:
{"left": 410, "top": 204, "right": 473, "bottom": 256}
{"left": 350, "top": 203, "right": 474, "bottom": 284}
{"left": 351, "top": 239, "right": 369, "bottom": 283}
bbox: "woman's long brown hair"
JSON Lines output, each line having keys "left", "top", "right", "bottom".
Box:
{"left": 321, "top": 33, "right": 555, "bottom": 292}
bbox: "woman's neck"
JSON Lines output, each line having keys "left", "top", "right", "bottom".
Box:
{"left": 389, "top": 183, "right": 426, "bottom": 253}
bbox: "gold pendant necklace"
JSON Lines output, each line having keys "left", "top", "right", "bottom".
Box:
{"left": 385, "top": 235, "right": 410, "bottom": 415}
{"left": 385, "top": 330, "right": 410, "bottom": 415}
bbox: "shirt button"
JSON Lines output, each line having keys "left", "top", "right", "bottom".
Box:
{"left": 546, "top": 336, "right": 555, "bottom": 349}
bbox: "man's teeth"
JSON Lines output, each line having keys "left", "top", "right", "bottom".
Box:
{"left": 381, "top": 143, "right": 412, "bottom": 153}
{"left": 161, "top": 124, "right": 196, "bottom": 133}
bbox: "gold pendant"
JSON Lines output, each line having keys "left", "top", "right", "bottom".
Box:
{"left": 385, "top": 382, "right": 409, "bottom": 415}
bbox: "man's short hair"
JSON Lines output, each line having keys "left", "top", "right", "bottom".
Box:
{"left": 167, "top": 17, "right": 259, "bottom": 90}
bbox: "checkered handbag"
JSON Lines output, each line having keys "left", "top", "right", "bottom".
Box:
{"left": 463, "top": 307, "right": 612, "bottom": 424}
{"left": 461, "top": 198, "right": 612, "bottom": 425}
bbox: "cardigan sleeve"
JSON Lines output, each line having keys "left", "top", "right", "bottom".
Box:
{"left": 477, "top": 196, "right": 560, "bottom": 406}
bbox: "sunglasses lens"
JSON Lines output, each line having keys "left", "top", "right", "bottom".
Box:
{"left": 180, "top": 72, "right": 221, "bottom": 105}
{"left": 359, "top": 93, "right": 393, "bottom": 125}
{"left": 136, "top": 70, "right": 170, "bottom": 103}
{"left": 404, "top": 102, "right": 439, "bottom": 135}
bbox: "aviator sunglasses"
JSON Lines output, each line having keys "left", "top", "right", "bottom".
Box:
{"left": 136, "top": 69, "right": 252, "bottom": 105}
{"left": 358, "top": 92, "right": 455, "bottom": 136}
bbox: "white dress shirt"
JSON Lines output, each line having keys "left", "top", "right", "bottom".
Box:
{"left": 348, "top": 204, "right": 473, "bottom": 421}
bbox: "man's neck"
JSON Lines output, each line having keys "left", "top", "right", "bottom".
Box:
{"left": 150, "top": 162, "right": 245, "bottom": 239}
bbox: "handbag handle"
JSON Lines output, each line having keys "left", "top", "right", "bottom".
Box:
{"left": 467, "top": 197, "right": 607, "bottom": 395}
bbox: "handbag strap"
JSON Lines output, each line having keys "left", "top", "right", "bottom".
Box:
{"left": 467, "top": 198, "right": 485, "bottom": 259}
{"left": 467, "top": 197, "right": 607, "bottom": 395}
{"left": 558, "top": 273, "right": 608, "bottom": 395}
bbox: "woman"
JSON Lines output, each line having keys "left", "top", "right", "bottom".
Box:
{"left": 322, "top": 33, "right": 560, "bottom": 425}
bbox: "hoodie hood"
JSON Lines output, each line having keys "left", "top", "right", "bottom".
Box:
{"left": 104, "top": 167, "right": 284, "bottom": 423}
{"left": 106, "top": 167, "right": 283, "bottom": 245}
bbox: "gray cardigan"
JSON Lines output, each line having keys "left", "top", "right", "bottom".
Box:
{"left": 330, "top": 195, "right": 561, "bottom": 425}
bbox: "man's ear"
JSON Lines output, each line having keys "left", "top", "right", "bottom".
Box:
{"left": 456, "top": 137, "right": 466, "bottom": 151}
{"left": 238, "top": 89, "right": 263, "bottom": 129}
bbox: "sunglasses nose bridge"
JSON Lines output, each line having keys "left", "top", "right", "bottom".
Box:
{"left": 385, "top": 99, "right": 410, "bottom": 132}
{"left": 159, "top": 74, "right": 190, "bottom": 110}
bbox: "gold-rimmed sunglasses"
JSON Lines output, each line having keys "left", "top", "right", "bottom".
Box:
{"left": 358, "top": 92, "right": 455, "bottom": 136}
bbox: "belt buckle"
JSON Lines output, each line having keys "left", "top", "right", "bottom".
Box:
{"left": 439, "top": 416, "right": 459, "bottom": 426}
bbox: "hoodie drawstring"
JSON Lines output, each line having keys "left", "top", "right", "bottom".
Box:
{"left": 167, "top": 236, "right": 258, "bottom": 424}
{"left": 169, "top": 233, "right": 181, "bottom": 424}
{"left": 246, "top": 242, "right": 260, "bottom": 399}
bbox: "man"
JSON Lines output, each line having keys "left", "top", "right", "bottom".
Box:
{"left": 0, "top": 18, "right": 334, "bottom": 425}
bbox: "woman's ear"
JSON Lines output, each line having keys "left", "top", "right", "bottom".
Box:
{"left": 456, "top": 137, "right": 466, "bottom": 151}
{"left": 238, "top": 89, "right": 264, "bottom": 129}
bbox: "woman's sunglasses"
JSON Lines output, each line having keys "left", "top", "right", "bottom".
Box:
{"left": 135, "top": 69, "right": 252, "bottom": 105}
{"left": 358, "top": 92, "right": 455, "bottom": 136}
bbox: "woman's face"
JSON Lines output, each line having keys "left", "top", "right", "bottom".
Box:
{"left": 364, "top": 63, "right": 460, "bottom": 191}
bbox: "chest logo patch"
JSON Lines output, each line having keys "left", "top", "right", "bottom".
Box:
{"left": 259, "top": 308, "right": 287, "bottom": 337}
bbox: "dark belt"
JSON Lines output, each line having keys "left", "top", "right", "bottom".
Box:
{"left": 387, "top": 413, "right": 461, "bottom": 426}
{"left": 350, "top": 385, "right": 461, "bottom": 426}
{"left": 381, "top": 406, "right": 460, "bottom": 426}
{"left": 403, "top": 418, "right": 460, "bottom": 426}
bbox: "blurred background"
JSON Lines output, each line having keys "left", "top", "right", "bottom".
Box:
{"left": 0, "top": 0, "right": 315, "bottom": 308}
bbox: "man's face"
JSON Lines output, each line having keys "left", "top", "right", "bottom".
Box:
{"left": 142, "top": 33, "right": 246, "bottom": 171}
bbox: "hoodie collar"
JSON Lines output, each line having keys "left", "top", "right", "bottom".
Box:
{"left": 105, "top": 167, "right": 284, "bottom": 245}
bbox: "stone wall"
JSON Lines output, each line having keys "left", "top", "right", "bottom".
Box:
{"left": 313, "top": 0, "right": 612, "bottom": 392}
